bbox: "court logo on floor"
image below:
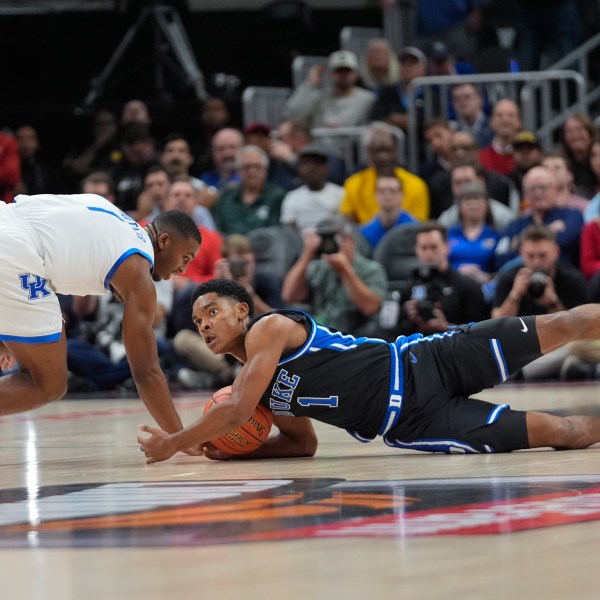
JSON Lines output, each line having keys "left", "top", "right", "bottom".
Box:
{"left": 2, "top": 476, "right": 600, "bottom": 547}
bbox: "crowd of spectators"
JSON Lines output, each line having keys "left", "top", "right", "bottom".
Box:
{"left": 2, "top": 4, "right": 600, "bottom": 390}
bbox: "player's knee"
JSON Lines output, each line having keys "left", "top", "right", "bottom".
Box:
{"left": 36, "top": 376, "right": 68, "bottom": 406}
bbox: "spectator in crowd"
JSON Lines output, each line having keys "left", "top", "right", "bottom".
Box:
{"left": 450, "top": 83, "right": 493, "bottom": 148}
{"left": 282, "top": 215, "right": 387, "bottom": 337}
{"left": 359, "top": 38, "right": 400, "bottom": 93}
{"left": 426, "top": 40, "right": 476, "bottom": 77}
{"left": 80, "top": 171, "right": 115, "bottom": 204}
{"left": 585, "top": 138, "right": 600, "bottom": 210}
{"left": 541, "top": 152, "right": 589, "bottom": 214}
{"left": 389, "top": 222, "right": 488, "bottom": 338}
{"left": 136, "top": 165, "right": 171, "bottom": 222}
{"left": 495, "top": 166, "right": 584, "bottom": 269}
{"left": 269, "top": 120, "right": 347, "bottom": 186}
{"left": 428, "top": 130, "right": 516, "bottom": 218}
{"left": 516, "top": 0, "right": 584, "bottom": 71}
{"left": 279, "top": 145, "right": 344, "bottom": 233}
{"left": 62, "top": 110, "right": 119, "bottom": 183}
{"left": 580, "top": 213, "right": 600, "bottom": 302}
{"left": 110, "top": 124, "right": 158, "bottom": 213}
{"left": 165, "top": 178, "right": 215, "bottom": 231}
{"left": 195, "top": 96, "right": 231, "bottom": 174}
{"left": 369, "top": 46, "right": 428, "bottom": 132}
{"left": 561, "top": 114, "right": 596, "bottom": 197}
{"left": 478, "top": 99, "right": 522, "bottom": 177}
{"left": 339, "top": 122, "right": 430, "bottom": 224}
{"left": 284, "top": 49, "right": 375, "bottom": 151}
{"left": 437, "top": 161, "right": 516, "bottom": 230}
{"left": 159, "top": 134, "right": 203, "bottom": 191}
{"left": 199, "top": 127, "right": 243, "bottom": 191}
{"left": 360, "top": 174, "right": 417, "bottom": 250}
{"left": 506, "top": 130, "right": 544, "bottom": 196}
{"left": 419, "top": 119, "right": 454, "bottom": 184}
{"left": 382, "top": 0, "right": 485, "bottom": 61}
{"left": 0, "top": 128, "right": 21, "bottom": 203}
{"left": 446, "top": 181, "right": 500, "bottom": 286}
{"left": 212, "top": 145, "right": 286, "bottom": 235}
{"left": 243, "top": 121, "right": 300, "bottom": 192}
{"left": 161, "top": 179, "right": 223, "bottom": 335}
{"left": 14, "top": 125, "right": 57, "bottom": 195}
{"left": 120, "top": 99, "right": 152, "bottom": 129}
{"left": 215, "top": 234, "right": 284, "bottom": 316}
{"left": 492, "top": 224, "right": 588, "bottom": 380}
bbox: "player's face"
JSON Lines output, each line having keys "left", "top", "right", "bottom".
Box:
{"left": 192, "top": 293, "right": 248, "bottom": 354}
{"left": 152, "top": 234, "right": 199, "bottom": 281}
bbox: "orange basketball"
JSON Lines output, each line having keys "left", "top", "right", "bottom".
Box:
{"left": 203, "top": 385, "right": 273, "bottom": 455}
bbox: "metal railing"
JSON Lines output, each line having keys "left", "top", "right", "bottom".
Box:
{"left": 242, "top": 86, "right": 291, "bottom": 128}
{"left": 545, "top": 30, "right": 600, "bottom": 115}
{"left": 405, "top": 70, "right": 586, "bottom": 173}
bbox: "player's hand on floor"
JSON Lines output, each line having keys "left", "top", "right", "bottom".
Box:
{"left": 137, "top": 424, "right": 180, "bottom": 463}
{"left": 0, "top": 353, "right": 15, "bottom": 372}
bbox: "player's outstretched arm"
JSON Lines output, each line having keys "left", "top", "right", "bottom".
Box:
{"left": 111, "top": 255, "right": 184, "bottom": 434}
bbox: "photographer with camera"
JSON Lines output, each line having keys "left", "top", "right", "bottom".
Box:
{"left": 492, "top": 224, "right": 588, "bottom": 380}
{"left": 282, "top": 215, "right": 388, "bottom": 337}
{"left": 393, "top": 222, "right": 488, "bottom": 336}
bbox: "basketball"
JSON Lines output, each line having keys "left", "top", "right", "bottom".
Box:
{"left": 203, "top": 385, "right": 273, "bottom": 455}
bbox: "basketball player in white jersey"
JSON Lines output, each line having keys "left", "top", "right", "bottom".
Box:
{"left": 0, "top": 193, "right": 201, "bottom": 440}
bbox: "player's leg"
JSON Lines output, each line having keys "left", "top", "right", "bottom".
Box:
{"left": 535, "top": 304, "right": 600, "bottom": 355}
{"left": 0, "top": 333, "right": 68, "bottom": 415}
{"left": 526, "top": 411, "right": 600, "bottom": 450}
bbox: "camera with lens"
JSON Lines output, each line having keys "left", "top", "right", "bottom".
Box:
{"left": 228, "top": 257, "right": 247, "bottom": 278}
{"left": 527, "top": 269, "right": 548, "bottom": 299}
{"left": 316, "top": 228, "right": 341, "bottom": 255}
{"left": 410, "top": 265, "right": 446, "bottom": 321}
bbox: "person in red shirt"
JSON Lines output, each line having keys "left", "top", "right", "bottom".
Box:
{"left": 478, "top": 99, "right": 521, "bottom": 177}
{"left": 0, "top": 130, "right": 21, "bottom": 203}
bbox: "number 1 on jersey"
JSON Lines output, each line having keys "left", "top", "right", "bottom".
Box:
{"left": 297, "top": 395, "right": 339, "bottom": 408}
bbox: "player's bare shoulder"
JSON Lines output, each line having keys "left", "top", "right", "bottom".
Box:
{"left": 245, "top": 312, "right": 308, "bottom": 354}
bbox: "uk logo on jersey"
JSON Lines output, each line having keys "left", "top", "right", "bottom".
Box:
{"left": 19, "top": 273, "right": 51, "bottom": 300}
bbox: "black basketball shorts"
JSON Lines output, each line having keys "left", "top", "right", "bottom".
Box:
{"left": 384, "top": 316, "right": 542, "bottom": 454}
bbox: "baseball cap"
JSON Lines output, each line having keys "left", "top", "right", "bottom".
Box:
{"left": 513, "top": 130, "right": 541, "bottom": 149}
{"left": 243, "top": 122, "right": 272, "bottom": 137}
{"left": 457, "top": 181, "right": 488, "bottom": 201}
{"left": 399, "top": 46, "right": 428, "bottom": 65}
{"left": 298, "top": 144, "right": 329, "bottom": 162}
{"left": 429, "top": 41, "right": 451, "bottom": 61}
{"left": 328, "top": 50, "right": 359, "bottom": 71}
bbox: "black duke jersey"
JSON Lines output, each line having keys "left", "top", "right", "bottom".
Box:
{"left": 250, "top": 310, "right": 416, "bottom": 441}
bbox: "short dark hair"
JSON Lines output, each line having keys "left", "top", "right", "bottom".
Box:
{"left": 521, "top": 224, "right": 556, "bottom": 244}
{"left": 152, "top": 210, "right": 202, "bottom": 244}
{"left": 81, "top": 170, "right": 114, "bottom": 194}
{"left": 417, "top": 221, "right": 448, "bottom": 241}
{"left": 192, "top": 279, "right": 254, "bottom": 318}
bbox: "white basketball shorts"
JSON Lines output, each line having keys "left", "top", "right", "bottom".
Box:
{"left": 0, "top": 204, "right": 62, "bottom": 343}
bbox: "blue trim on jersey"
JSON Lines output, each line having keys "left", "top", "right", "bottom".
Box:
{"left": 399, "top": 328, "right": 461, "bottom": 352}
{"left": 276, "top": 310, "right": 387, "bottom": 366}
{"left": 383, "top": 437, "right": 487, "bottom": 454}
{"left": 87, "top": 206, "right": 127, "bottom": 220}
{"left": 489, "top": 338, "right": 509, "bottom": 382}
{"left": 104, "top": 249, "right": 154, "bottom": 290}
{"left": 0, "top": 332, "right": 61, "bottom": 343}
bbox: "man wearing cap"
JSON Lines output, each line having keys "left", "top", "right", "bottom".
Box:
{"left": 506, "top": 130, "right": 544, "bottom": 195}
{"left": 279, "top": 145, "right": 344, "bottom": 233}
{"left": 284, "top": 50, "right": 375, "bottom": 133}
{"left": 369, "top": 46, "right": 428, "bottom": 132}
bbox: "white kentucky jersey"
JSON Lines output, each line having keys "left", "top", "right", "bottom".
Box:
{"left": 9, "top": 194, "right": 154, "bottom": 295}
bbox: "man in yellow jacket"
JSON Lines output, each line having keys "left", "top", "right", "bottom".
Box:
{"left": 339, "top": 122, "right": 430, "bottom": 223}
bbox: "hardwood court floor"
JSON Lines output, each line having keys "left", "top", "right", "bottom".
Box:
{"left": 1, "top": 383, "right": 600, "bottom": 600}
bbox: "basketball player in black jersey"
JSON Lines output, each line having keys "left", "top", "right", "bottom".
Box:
{"left": 139, "top": 278, "right": 600, "bottom": 463}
